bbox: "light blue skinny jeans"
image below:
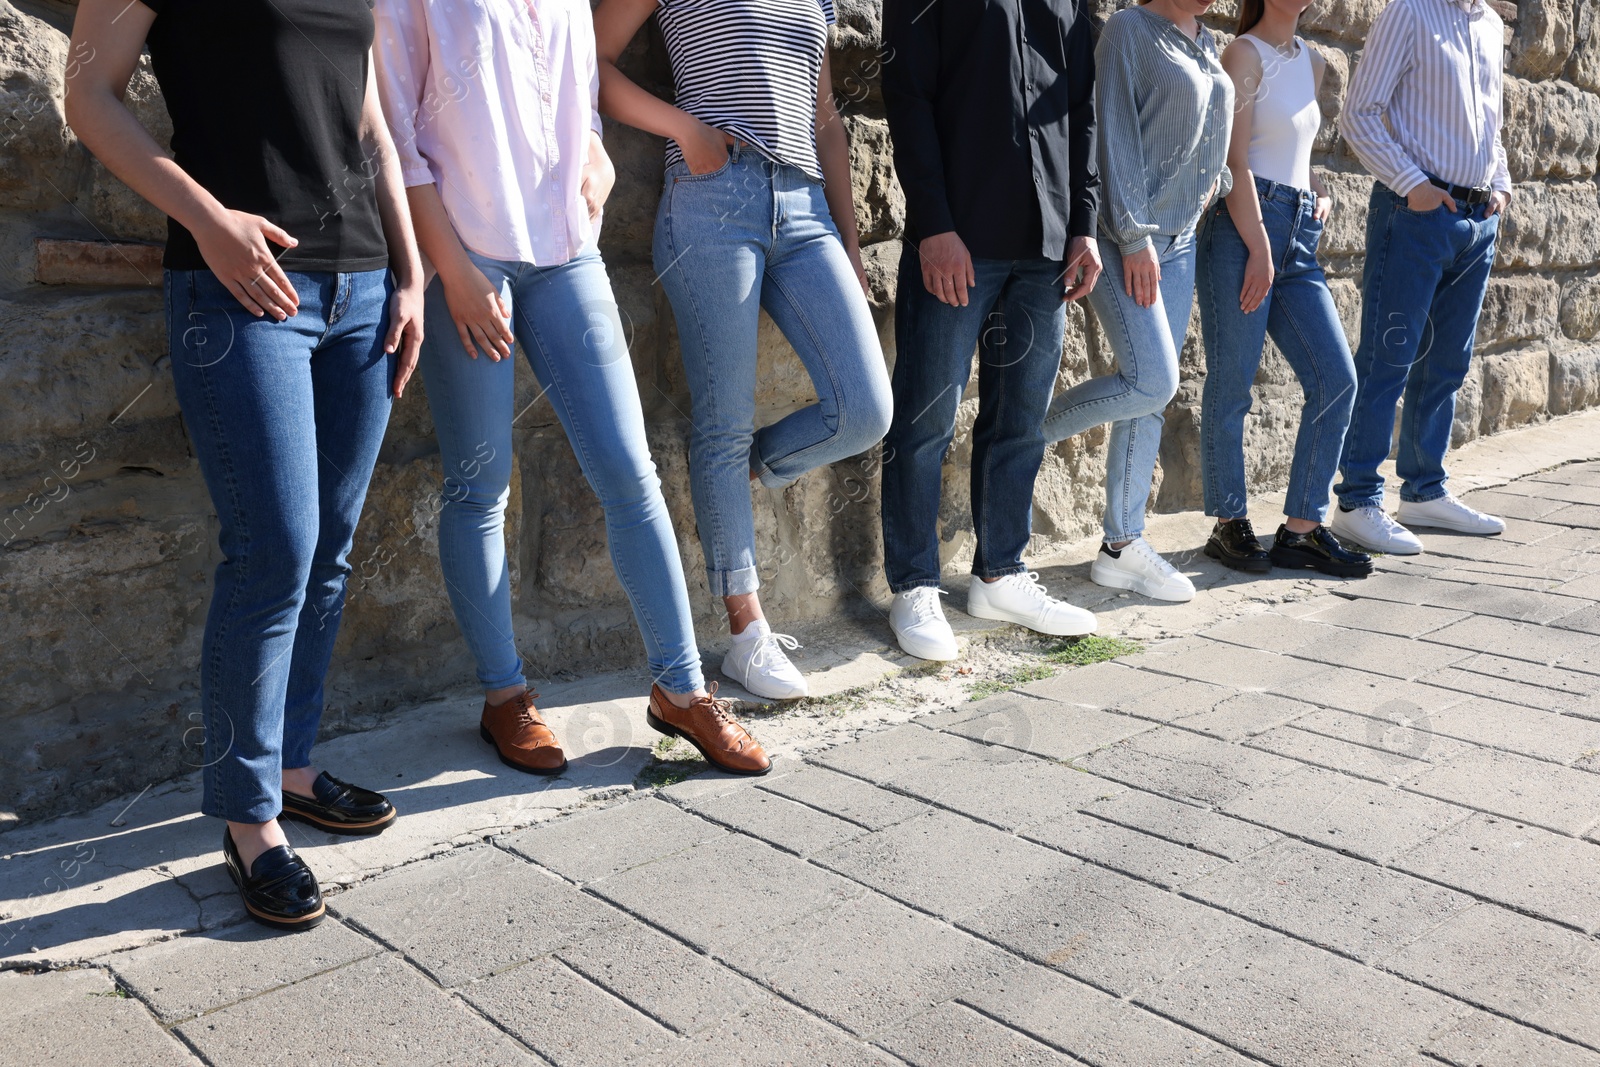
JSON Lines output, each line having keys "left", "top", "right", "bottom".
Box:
{"left": 653, "top": 144, "right": 893, "bottom": 596}
{"left": 418, "top": 247, "right": 705, "bottom": 696}
{"left": 1042, "top": 228, "right": 1197, "bottom": 543}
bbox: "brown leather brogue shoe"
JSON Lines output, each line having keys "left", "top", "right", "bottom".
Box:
{"left": 647, "top": 683, "right": 771, "bottom": 776}
{"left": 480, "top": 690, "right": 567, "bottom": 775}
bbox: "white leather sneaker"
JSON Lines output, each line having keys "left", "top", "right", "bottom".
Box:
{"left": 1330, "top": 504, "right": 1424, "bottom": 554}
{"left": 889, "top": 587, "right": 960, "bottom": 661}
{"left": 967, "top": 571, "right": 1098, "bottom": 635}
{"left": 721, "top": 620, "right": 808, "bottom": 700}
{"left": 1396, "top": 492, "right": 1506, "bottom": 535}
{"left": 1089, "top": 538, "right": 1195, "bottom": 602}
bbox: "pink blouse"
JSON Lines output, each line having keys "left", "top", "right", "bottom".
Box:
{"left": 374, "top": 0, "right": 603, "bottom": 266}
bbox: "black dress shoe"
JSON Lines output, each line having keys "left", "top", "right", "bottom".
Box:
{"left": 1269, "top": 524, "right": 1373, "bottom": 577}
{"left": 281, "top": 772, "right": 397, "bottom": 835}
{"left": 222, "top": 829, "right": 325, "bottom": 931}
{"left": 1203, "top": 518, "right": 1272, "bottom": 573}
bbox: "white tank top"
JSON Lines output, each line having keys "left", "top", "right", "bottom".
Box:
{"left": 1239, "top": 34, "right": 1319, "bottom": 191}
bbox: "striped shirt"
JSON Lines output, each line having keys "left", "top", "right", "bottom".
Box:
{"left": 656, "top": 0, "right": 834, "bottom": 181}
{"left": 1096, "top": 5, "right": 1234, "bottom": 255}
{"left": 1339, "top": 0, "right": 1511, "bottom": 196}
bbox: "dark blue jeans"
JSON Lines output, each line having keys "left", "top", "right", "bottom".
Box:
{"left": 881, "top": 244, "right": 1066, "bottom": 593}
{"left": 1335, "top": 183, "right": 1499, "bottom": 508}
{"left": 1198, "top": 179, "right": 1357, "bottom": 524}
{"left": 167, "top": 268, "right": 393, "bottom": 825}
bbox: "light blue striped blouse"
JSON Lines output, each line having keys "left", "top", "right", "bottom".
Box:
{"left": 1096, "top": 5, "right": 1234, "bottom": 254}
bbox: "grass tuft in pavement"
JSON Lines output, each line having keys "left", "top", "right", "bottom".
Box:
{"left": 1044, "top": 635, "right": 1143, "bottom": 667}
{"left": 635, "top": 735, "right": 707, "bottom": 790}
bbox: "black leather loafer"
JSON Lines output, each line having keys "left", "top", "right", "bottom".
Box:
{"left": 222, "top": 829, "right": 325, "bottom": 931}
{"left": 1270, "top": 524, "right": 1373, "bottom": 577}
{"left": 281, "top": 772, "right": 397, "bottom": 835}
{"left": 1204, "top": 518, "right": 1272, "bottom": 573}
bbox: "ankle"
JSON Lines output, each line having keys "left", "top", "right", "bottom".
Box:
{"left": 228, "top": 818, "right": 288, "bottom": 877}
{"left": 1107, "top": 539, "right": 1132, "bottom": 551}
{"left": 1284, "top": 518, "right": 1319, "bottom": 535}
{"left": 661, "top": 687, "right": 707, "bottom": 709}
{"left": 281, "top": 765, "right": 320, "bottom": 797}
{"left": 485, "top": 684, "right": 527, "bottom": 706}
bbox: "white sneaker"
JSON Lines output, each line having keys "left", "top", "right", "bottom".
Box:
{"left": 1089, "top": 538, "right": 1195, "bottom": 602}
{"left": 721, "top": 619, "right": 809, "bottom": 700}
{"left": 966, "top": 571, "right": 1098, "bottom": 636}
{"left": 889, "top": 587, "right": 960, "bottom": 661}
{"left": 1330, "top": 504, "right": 1424, "bottom": 554}
{"left": 1397, "top": 492, "right": 1506, "bottom": 535}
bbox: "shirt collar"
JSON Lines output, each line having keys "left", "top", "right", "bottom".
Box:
{"left": 1450, "top": 0, "right": 1484, "bottom": 14}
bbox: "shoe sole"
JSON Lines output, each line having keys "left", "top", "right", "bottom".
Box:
{"left": 1269, "top": 547, "right": 1374, "bottom": 578}
{"left": 719, "top": 660, "right": 808, "bottom": 701}
{"left": 1089, "top": 563, "right": 1194, "bottom": 603}
{"left": 890, "top": 624, "right": 959, "bottom": 662}
{"left": 480, "top": 724, "right": 568, "bottom": 776}
{"left": 1203, "top": 541, "right": 1272, "bottom": 574}
{"left": 645, "top": 708, "right": 771, "bottom": 776}
{"left": 279, "top": 804, "right": 396, "bottom": 836}
{"left": 964, "top": 601, "right": 1097, "bottom": 637}
{"left": 1395, "top": 514, "right": 1504, "bottom": 536}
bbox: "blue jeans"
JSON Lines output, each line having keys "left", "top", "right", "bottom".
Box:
{"left": 654, "top": 144, "right": 893, "bottom": 596}
{"left": 1335, "top": 183, "right": 1500, "bottom": 507}
{"left": 1043, "top": 229, "right": 1197, "bottom": 542}
{"left": 881, "top": 244, "right": 1066, "bottom": 592}
{"left": 418, "top": 248, "right": 704, "bottom": 695}
{"left": 167, "top": 268, "right": 393, "bottom": 825}
{"left": 1198, "top": 180, "right": 1357, "bottom": 524}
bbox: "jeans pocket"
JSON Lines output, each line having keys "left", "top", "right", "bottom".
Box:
{"left": 672, "top": 152, "right": 733, "bottom": 183}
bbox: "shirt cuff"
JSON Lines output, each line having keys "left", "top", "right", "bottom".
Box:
{"left": 1118, "top": 235, "right": 1154, "bottom": 256}
{"left": 402, "top": 166, "right": 436, "bottom": 189}
{"left": 1389, "top": 167, "right": 1430, "bottom": 197}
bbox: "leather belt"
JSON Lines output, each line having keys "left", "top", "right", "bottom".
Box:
{"left": 1427, "top": 175, "right": 1492, "bottom": 204}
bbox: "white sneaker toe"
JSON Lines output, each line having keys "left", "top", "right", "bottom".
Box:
{"left": 1396, "top": 493, "right": 1505, "bottom": 535}
{"left": 721, "top": 621, "right": 809, "bottom": 700}
{"left": 1088, "top": 538, "right": 1195, "bottom": 603}
{"left": 1330, "top": 505, "right": 1424, "bottom": 554}
{"left": 965, "top": 571, "right": 1098, "bottom": 636}
{"left": 889, "top": 587, "right": 960, "bottom": 661}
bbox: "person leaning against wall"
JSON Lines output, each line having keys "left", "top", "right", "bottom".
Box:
{"left": 1038, "top": 0, "right": 1234, "bottom": 604}
{"left": 592, "top": 0, "right": 894, "bottom": 702}
{"left": 1327, "top": 0, "right": 1512, "bottom": 554}
{"left": 877, "top": 0, "right": 1105, "bottom": 664}
{"left": 1194, "top": 0, "right": 1373, "bottom": 578}
{"left": 371, "top": 0, "right": 771, "bottom": 780}
{"left": 66, "top": 0, "right": 426, "bottom": 931}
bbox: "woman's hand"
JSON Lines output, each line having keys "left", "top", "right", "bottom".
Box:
{"left": 386, "top": 279, "right": 425, "bottom": 398}
{"left": 581, "top": 134, "right": 616, "bottom": 220}
{"left": 846, "top": 242, "right": 870, "bottom": 299}
{"left": 1239, "top": 246, "right": 1274, "bottom": 314}
{"left": 1123, "top": 243, "right": 1161, "bottom": 309}
{"left": 191, "top": 210, "right": 301, "bottom": 320}
{"left": 679, "top": 119, "right": 731, "bottom": 175}
{"left": 1313, "top": 192, "right": 1333, "bottom": 223}
{"left": 439, "top": 260, "right": 514, "bottom": 361}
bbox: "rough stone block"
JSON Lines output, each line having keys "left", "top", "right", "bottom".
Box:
{"left": 329, "top": 845, "right": 625, "bottom": 987}
{"left": 1561, "top": 278, "right": 1600, "bottom": 340}
{"left": 1015, "top": 659, "right": 1181, "bottom": 708}
{"left": 878, "top": 1002, "right": 1074, "bottom": 1066}
{"left": 679, "top": 787, "right": 865, "bottom": 858}
{"left": 1405, "top": 746, "right": 1600, "bottom": 835}
{"left": 1476, "top": 275, "right": 1563, "bottom": 347}
{"left": 501, "top": 797, "right": 725, "bottom": 884}
{"left": 1496, "top": 181, "right": 1600, "bottom": 271}
{"left": 1301, "top": 0, "right": 1390, "bottom": 41}
{"left": 1298, "top": 597, "right": 1470, "bottom": 637}
{"left": 1137, "top": 638, "right": 1329, "bottom": 691}
{"left": 463, "top": 957, "right": 681, "bottom": 1065}
{"left": 661, "top": 992, "right": 896, "bottom": 1066}
{"left": 1223, "top": 765, "right": 1474, "bottom": 863}
{"left": 755, "top": 765, "right": 928, "bottom": 831}
{"left": 174, "top": 954, "right": 540, "bottom": 1066}
{"left": 1552, "top": 344, "right": 1600, "bottom": 414}
{"left": 1287, "top": 628, "right": 1475, "bottom": 681}
{"left": 34, "top": 238, "right": 163, "bottom": 287}
{"left": 1247, "top": 723, "right": 1435, "bottom": 782}
{"left": 1, "top": 967, "right": 200, "bottom": 1066}
{"left": 1479, "top": 348, "right": 1552, "bottom": 434}
{"left": 1182, "top": 838, "right": 1473, "bottom": 963}
{"left": 1502, "top": 76, "right": 1600, "bottom": 179}
{"left": 1420, "top": 611, "right": 1600, "bottom": 668}
{"left": 1084, "top": 789, "right": 1283, "bottom": 861}
{"left": 1022, "top": 810, "right": 1233, "bottom": 888}
{"left": 1395, "top": 813, "right": 1600, "bottom": 931}
{"left": 1078, "top": 727, "right": 1306, "bottom": 807}
{"left": 1509, "top": 0, "right": 1579, "bottom": 80}
{"left": 942, "top": 695, "right": 1157, "bottom": 760}
{"left": 1425, "top": 1010, "right": 1600, "bottom": 1067}
{"left": 1274, "top": 664, "right": 1472, "bottom": 720}
{"left": 1318, "top": 172, "right": 1377, "bottom": 258}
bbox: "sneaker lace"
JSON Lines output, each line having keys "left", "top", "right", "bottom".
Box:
{"left": 1365, "top": 506, "right": 1408, "bottom": 535}
{"left": 910, "top": 587, "right": 947, "bottom": 623}
{"left": 1129, "top": 538, "right": 1180, "bottom": 577}
{"left": 749, "top": 631, "right": 801, "bottom": 670}
{"left": 1009, "top": 571, "right": 1053, "bottom": 604}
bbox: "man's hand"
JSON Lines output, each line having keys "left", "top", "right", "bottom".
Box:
{"left": 1406, "top": 183, "right": 1457, "bottom": 214}
{"left": 1487, "top": 189, "right": 1511, "bottom": 217}
{"left": 919, "top": 231, "right": 974, "bottom": 307}
{"left": 1122, "top": 243, "right": 1161, "bottom": 309}
{"left": 1062, "top": 236, "right": 1102, "bottom": 303}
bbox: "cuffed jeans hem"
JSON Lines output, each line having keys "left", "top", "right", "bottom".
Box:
{"left": 477, "top": 666, "right": 528, "bottom": 694}
{"left": 972, "top": 563, "right": 1028, "bottom": 581}
{"left": 1398, "top": 487, "right": 1449, "bottom": 504}
{"left": 708, "top": 566, "right": 761, "bottom": 597}
{"left": 651, "top": 665, "right": 707, "bottom": 695}
{"left": 887, "top": 577, "right": 944, "bottom": 595}
{"left": 755, "top": 465, "right": 793, "bottom": 491}
{"left": 1104, "top": 523, "right": 1145, "bottom": 544}
{"left": 1206, "top": 508, "right": 1249, "bottom": 521}
{"left": 204, "top": 795, "right": 281, "bottom": 826}
{"left": 1336, "top": 491, "right": 1384, "bottom": 510}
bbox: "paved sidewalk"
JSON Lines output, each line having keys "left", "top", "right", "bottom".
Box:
{"left": 8, "top": 424, "right": 1600, "bottom": 1064}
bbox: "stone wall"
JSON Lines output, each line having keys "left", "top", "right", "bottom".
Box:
{"left": 2, "top": 0, "right": 1597, "bottom": 820}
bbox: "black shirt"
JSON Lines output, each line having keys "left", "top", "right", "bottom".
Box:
{"left": 881, "top": 0, "right": 1099, "bottom": 262}
{"left": 143, "top": 0, "right": 388, "bottom": 273}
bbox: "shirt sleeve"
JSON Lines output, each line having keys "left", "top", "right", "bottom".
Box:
{"left": 1338, "top": 0, "right": 1429, "bottom": 196}
{"left": 1096, "top": 14, "right": 1159, "bottom": 255}
{"left": 371, "top": 0, "right": 437, "bottom": 189}
{"left": 880, "top": 0, "right": 956, "bottom": 238}
{"left": 1066, "top": 0, "right": 1099, "bottom": 240}
{"left": 818, "top": 0, "right": 836, "bottom": 27}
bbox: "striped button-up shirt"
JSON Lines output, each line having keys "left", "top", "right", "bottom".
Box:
{"left": 1096, "top": 5, "right": 1234, "bottom": 255}
{"left": 1339, "top": 0, "right": 1511, "bottom": 196}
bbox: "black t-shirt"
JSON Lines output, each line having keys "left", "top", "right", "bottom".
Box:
{"left": 142, "top": 0, "right": 389, "bottom": 273}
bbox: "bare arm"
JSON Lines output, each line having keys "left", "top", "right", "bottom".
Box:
{"left": 593, "top": 0, "right": 728, "bottom": 174}
{"left": 1308, "top": 48, "right": 1333, "bottom": 222}
{"left": 814, "top": 48, "right": 866, "bottom": 296}
{"left": 65, "top": 0, "right": 302, "bottom": 319}
{"left": 359, "top": 62, "right": 425, "bottom": 397}
{"left": 1220, "top": 38, "right": 1272, "bottom": 314}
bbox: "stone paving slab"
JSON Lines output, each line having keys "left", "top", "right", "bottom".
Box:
{"left": 11, "top": 435, "right": 1600, "bottom": 1066}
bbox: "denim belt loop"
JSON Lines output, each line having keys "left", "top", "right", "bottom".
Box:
{"left": 729, "top": 139, "right": 742, "bottom": 163}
